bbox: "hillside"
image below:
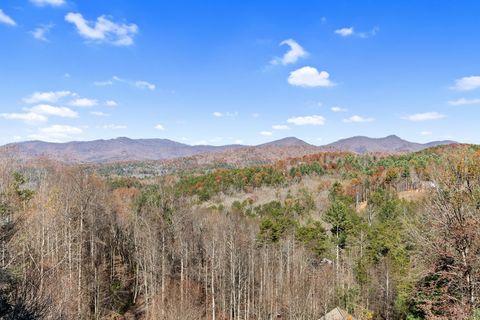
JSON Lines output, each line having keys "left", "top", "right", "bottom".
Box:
{"left": 3, "top": 142, "right": 478, "bottom": 319}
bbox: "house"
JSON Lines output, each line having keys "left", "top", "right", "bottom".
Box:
{"left": 319, "top": 307, "right": 357, "bottom": 320}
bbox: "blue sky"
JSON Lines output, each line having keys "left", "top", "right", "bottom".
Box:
{"left": 1, "top": 0, "right": 480, "bottom": 146}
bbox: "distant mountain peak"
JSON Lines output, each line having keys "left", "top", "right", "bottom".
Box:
{"left": 260, "top": 137, "right": 313, "bottom": 147}
{"left": 328, "top": 134, "right": 456, "bottom": 153}
{"left": 384, "top": 134, "right": 401, "bottom": 139}
{"left": 114, "top": 136, "right": 132, "bottom": 141}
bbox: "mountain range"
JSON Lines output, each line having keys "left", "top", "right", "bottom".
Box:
{"left": 0, "top": 135, "right": 456, "bottom": 164}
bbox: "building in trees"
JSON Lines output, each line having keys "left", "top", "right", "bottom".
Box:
{"left": 319, "top": 307, "right": 357, "bottom": 320}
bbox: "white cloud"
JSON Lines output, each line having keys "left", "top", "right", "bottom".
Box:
{"left": 69, "top": 98, "right": 97, "bottom": 107}
{"left": 31, "top": 24, "right": 54, "bottom": 41}
{"left": 105, "top": 100, "right": 118, "bottom": 107}
{"left": 29, "top": 125, "right": 83, "bottom": 141}
{"left": 0, "top": 112, "right": 48, "bottom": 124}
{"left": 65, "top": 12, "right": 138, "bottom": 46}
{"left": 271, "top": 39, "right": 308, "bottom": 65}
{"left": 448, "top": 97, "right": 480, "bottom": 106}
{"left": 335, "top": 27, "right": 354, "bottom": 37}
{"left": 288, "top": 66, "right": 334, "bottom": 87}
{"left": 343, "top": 115, "right": 375, "bottom": 123}
{"left": 421, "top": 131, "right": 432, "bottom": 136}
{"left": 96, "top": 76, "right": 156, "bottom": 90}
{"left": 1, "top": 102, "right": 78, "bottom": 124}
{"left": 287, "top": 115, "right": 326, "bottom": 126}
{"left": 451, "top": 76, "right": 480, "bottom": 91}
{"left": 260, "top": 131, "right": 273, "bottom": 136}
{"left": 272, "top": 124, "right": 290, "bottom": 130}
{"left": 102, "top": 124, "right": 127, "bottom": 129}
{"left": 94, "top": 80, "right": 114, "bottom": 86}
{"left": 90, "top": 111, "right": 110, "bottom": 117}
{"left": 335, "top": 26, "right": 379, "bottom": 38}
{"left": 331, "top": 106, "right": 347, "bottom": 112}
{"left": 29, "top": 104, "right": 78, "bottom": 118}
{"left": 402, "top": 112, "right": 446, "bottom": 121}
{"left": 30, "top": 0, "right": 65, "bottom": 7}
{"left": 23, "top": 90, "right": 72, "bottom": 104}
{"left": 154, "top": 124, "right": 165, "bottom": 130}
{"left": 234, "top": 139, "right": 243, "bottom": 144}
{"left": 213, "top": 112, "right": 223, "bottom": 117}
{"left": 0, "top": 9, "right": 16, "bottom": 26}
{"left": 135, "top": 80, "right": 156, "bottom": 91}
{"left": 252, "top": 113, "right": 260, "bottom": 118}
{"left": 222, "top": 111, "right": 238, "bottom": 118}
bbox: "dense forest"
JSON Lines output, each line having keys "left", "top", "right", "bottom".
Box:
{"left": 1, "top": 145, "right": 480, "bottom": 319}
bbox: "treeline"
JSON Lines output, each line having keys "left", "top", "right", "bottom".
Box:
{"left": 0, "top": 146, "right": 480, "bottom": 319}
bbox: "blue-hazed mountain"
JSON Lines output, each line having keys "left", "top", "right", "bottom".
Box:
{"left": 0, "top": 135, "right": 457, "bottom": 164}
{"left": 1, "top": 137, "right": 245, "bottom": 163}
{"left": 327, "top": 135, "right": 456, "bottom": 153}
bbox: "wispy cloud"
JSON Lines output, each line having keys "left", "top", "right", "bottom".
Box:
{"left": 29, "top": 104, "right": 78, "bottom": 118}
{"left": 90, "top": 111, "right": 110, "bottom": 117}
{"left": 421, "top": 131, "right": 432, "bottom": 136}
{"left": 30, "top": 0, "right": 65, "bottom": 7}
{"left": 270, "top": 39, "right": 308, "bottom": 65}
{"left": 335, "top": 26, "right": 379, "bottom": 38}
{"left": 448, "top": 97, "right": 480, "bottom": 106}
{"left": 105, "top": 100, "right": 118, "bottom": 107}
{"left": 0, "top": 9, "right": 16, "bottom": 26}
{"left": 288, "top": 66, "right": 334, "bottom": 88}
{"left": 335, "top": 27, "right": 354, "bottom": 37}
{"left": 0, "top": 112, "right": 48, "bottom": 124}
{"left": 331, "top": 106, "right": 347, "bottom": 112}
{"left": 287, "top": 115, "right": 326, "bottom": 126}
{"left": 451, "top": 76, "right": 480, "bottom": 91}
{"left": 31, "top": 24, "right": 54, "bottom": 41}
{"left": 23, "top": 91, "right": 73, "bottom": 104}
{"left": 69, "top": 98, "right": 98, "bottom": 107}
{"left": 65, "top": 12, "right": 138, "bottom": 46}
{"left": 154, "top": 124, "right": 165, "bottom": 130}
{"left": 212, "top": 111, "right": 238, "bottom": 118}
{"left": 3, "top": 91, "right": 82, "bottom": 124}
{"left": 134, "top": 80, "right": 156, "bottom": 90}
{"left": 402, "top": 112, "right": 446, "bottom": 121}
{"left": 260, "top": 131, "right": 273, "bottom": 136}
{"left": 343, "top": 115, "right": 375, "bottom": 123}
{"left": 95, "top": 76, "right": 156, "bottom": 91}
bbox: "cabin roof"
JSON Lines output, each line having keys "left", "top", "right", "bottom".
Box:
{"left": 319, "top": 307, "right": 357, "bottom": 320}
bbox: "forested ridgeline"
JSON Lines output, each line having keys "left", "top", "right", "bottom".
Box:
{"left": 1, "top": 145, "right": 480, "bottom": 319}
